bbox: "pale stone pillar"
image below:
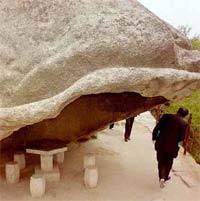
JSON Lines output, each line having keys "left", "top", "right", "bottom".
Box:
{"left": 30, "top": 174, "right": 46, "bottom": 198}
{"left": 54, "top": 152, "right": 65, "bottom": 164}
{"left": 84, "top": 165, "right": 98, "bottom": 188}
{"left": 14, "top": 152, "right": 26, "bottom": 170}
{"left": 5, "top": 162, "right": 20, "bottom": 184}
{"left": 40, "top": 155, "right": 53, "bottom": 171}
{"left": 83, "top": 153, "right": 95, "bottom": 169}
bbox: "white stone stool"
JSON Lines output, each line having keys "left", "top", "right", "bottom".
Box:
{"left": 14, "top": 152, "right": 26, "bottom": 170}
{"left": 54, "top": 152, "right": 65, "bottom": 164}
{"left": 30, "top": 174, "right": 46, "bottom": 198}
{"left": 5, "top": 162, "right": 20, "bottom": 184}
{"left": 84, "top": 165, "right": 98, "bottom": 188}
{"left": 83, "top": 153, "right": 95, "bottom": 169}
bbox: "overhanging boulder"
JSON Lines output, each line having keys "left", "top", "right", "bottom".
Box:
{"left": 0, "top": 0, "right": 200, "bottom": 143}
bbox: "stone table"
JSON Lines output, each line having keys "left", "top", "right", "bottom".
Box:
{"left": 26, "top": 139, "right": 68, "bottom": 181}
{"left": 26, "top": 146, "right": 67, "bottom": 171}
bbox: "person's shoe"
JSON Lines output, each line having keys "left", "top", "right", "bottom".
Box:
{"left": 124, "top": 138, "right": 128, "bottom": 142}
{"left": 127, "top": 137, "right": 131, "bottom": 140}
{"left": 159, "top": 178, "right": 165, "bottom": 188}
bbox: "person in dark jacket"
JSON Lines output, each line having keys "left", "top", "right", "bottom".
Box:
{"left": 152, "top": 107, "right": 189, "bottom": 188}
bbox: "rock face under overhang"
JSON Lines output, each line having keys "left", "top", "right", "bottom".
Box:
{"left": 1, "top": 92, "right": 168, "bottom": 149}
{"left": 0, "top": 0, "right": 200, "bottom": 145}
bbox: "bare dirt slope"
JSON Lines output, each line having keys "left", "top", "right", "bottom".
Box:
{"left": 0, "top": 112, "right": 199, "bottom": 201}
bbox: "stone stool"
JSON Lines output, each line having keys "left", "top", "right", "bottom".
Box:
{"left": 14, "top": 152, "right": 26, "bottom": 170}
{"left": 54, "top": 152, "right": 65, "bottom": 164}
{"left": 83, "top": 153, "right": 95, "bottom": 169}
{"left": 5, "top": 162, "right": 20, "bottom": 184}
{"left": 30, "top": 174, "right": 46, "bottom": 198}
{"left": 84, "top": 165, "right": 98, "bottom": 188}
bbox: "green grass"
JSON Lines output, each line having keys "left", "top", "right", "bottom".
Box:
{"left": 164, "top": 88, "right": 200, "bottom": 163}
{"left": 191, "top": 38, "right": 200, "bottom": 51}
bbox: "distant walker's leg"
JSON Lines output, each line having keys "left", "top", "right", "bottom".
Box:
{"left": 124, "top": 116, "right": 135, "bottom": 141}
{"left": 109, "top": 123, "right": 114, "bottom": 129}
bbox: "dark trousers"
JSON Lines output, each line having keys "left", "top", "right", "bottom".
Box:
{"left": 124, "top": 116, "right": 135, "bottom": 140}
{"left": 156, "top": 150, "right": 174, "bottom": 180}
{"left": 109, "top": 123, "right": 115, "bottom": 129}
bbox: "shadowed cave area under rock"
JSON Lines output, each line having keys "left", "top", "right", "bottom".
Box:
{"left": 0, "top": 92, "right": 167, "bottom": 150}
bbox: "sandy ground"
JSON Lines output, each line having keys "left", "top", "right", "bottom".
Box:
{"left": 0, "top": 112, "right": 200, "bottom": 201}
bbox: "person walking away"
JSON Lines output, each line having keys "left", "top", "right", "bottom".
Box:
{"left": 152, "top": 107, "right": 189, "bottom": 188}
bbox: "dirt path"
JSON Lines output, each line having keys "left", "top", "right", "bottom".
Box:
{"left": 0, "top": 112, "right": 199, "bottom": 201}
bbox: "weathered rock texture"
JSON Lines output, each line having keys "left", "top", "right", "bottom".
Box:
{"left": 0, "top": 0, "right": 200, "bottom": 143}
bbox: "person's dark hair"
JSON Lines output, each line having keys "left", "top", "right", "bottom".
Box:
{"left": 177, "top": 107, "right": 189, "bottom": 117}
{"left": 164, "top": 101, "right": 170, "bottom": 107}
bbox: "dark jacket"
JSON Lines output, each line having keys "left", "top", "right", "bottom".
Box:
{"left": 152, "top": 114, "right": 188, "bottom": 158}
